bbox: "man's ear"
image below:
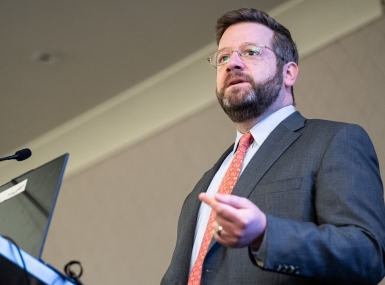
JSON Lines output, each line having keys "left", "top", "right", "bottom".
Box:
{"left": 283, "top": 62, "right": 299, "bottom": 88}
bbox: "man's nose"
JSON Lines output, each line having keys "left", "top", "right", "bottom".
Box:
{"left": 226, "top": 51, "right": 245, "bottom": 71}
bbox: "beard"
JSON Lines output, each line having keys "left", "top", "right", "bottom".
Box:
{"left": 216, "top": 67, "right": 283, "bottom": 123}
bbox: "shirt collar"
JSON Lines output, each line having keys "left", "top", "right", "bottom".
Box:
{"left": 233, "top": 105, "right": 296, "bottom": 153}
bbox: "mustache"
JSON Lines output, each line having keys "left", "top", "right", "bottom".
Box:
{"left": 223, "top": 71, "right": 254, "bottom": 88}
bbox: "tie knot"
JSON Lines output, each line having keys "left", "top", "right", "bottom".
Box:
{"left": 238, "top": 132, "right": 253, "bottom": 151}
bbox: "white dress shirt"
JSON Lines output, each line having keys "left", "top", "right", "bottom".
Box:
{"left": 189, "top": 105, "right": 296, "bottom": 272}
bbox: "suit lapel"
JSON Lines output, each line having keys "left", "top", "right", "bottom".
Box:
{"left": 180, "top": 144, "right": 234, "bottom": 256}
{"left": 232, "top": 112, "right": 305, "bottom": 198}
{"left": 188, "top": 144, "right": 234, "bottom": 217}
{"left": 173, "top": 145, "right": 235, "bottom": 283}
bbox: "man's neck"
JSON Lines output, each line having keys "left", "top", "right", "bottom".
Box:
{"left": 234, "top": 104, "right": 289, "bottom": 134}
{"left": 234, "top": 119, "right": 260, "bottom": 134}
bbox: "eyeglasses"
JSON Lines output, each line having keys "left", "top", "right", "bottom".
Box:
{"left": 207, "top": 43, "right": 284, "bottom": 68}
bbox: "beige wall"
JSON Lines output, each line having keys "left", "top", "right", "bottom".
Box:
{"left": 43, "top": 16, "right": 385, "bottom": 284}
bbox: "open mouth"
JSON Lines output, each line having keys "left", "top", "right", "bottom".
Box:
{"left": 227, "top": 78, "right": 247, "bottom": 87}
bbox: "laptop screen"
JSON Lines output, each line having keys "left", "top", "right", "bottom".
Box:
{"left": 0, "top": 153, "right": 69, "bottom": 260}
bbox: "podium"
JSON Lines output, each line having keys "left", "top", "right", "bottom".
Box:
{"left": 0, "top": 236, "right": 76, "bottom": 285}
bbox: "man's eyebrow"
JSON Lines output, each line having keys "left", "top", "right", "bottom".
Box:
{"left": 218, "top": 42, "right": 266, "bottom": 50}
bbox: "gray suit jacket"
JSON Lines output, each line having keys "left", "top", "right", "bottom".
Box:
{"left": 161, "top": 112, "right": 385, "bottom": 285}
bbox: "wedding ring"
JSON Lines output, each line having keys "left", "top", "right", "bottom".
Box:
{"left": 216, "top": 225, "right": 223, "bottom": 236}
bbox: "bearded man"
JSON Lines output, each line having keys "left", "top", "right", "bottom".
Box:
{"left": 161, "top": 8, "right": 385, "bottom": 285}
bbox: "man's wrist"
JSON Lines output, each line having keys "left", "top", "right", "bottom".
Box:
{"left": 249, "top": 220, "right": 268, "bottom": 267}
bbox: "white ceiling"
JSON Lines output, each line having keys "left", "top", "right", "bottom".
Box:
{"left": 0, "top": 0, "right": 286, "bottom": 153}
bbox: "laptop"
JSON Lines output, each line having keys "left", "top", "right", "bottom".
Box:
{"left": 0, "top": 153, "right": 69, "bottom": 261}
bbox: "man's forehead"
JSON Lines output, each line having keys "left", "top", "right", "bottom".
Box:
{"left": 218, "top": 22, "right": 274, "bottom": 49}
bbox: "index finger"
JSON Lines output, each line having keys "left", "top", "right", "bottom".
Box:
{"left": 198, "top": 192, "right": 219, "bottom": 209}
{"left": 199, "top": 193, "right": 239, "bottom": 220}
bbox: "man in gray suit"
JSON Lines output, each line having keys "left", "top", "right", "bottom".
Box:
{"left": 161, "top": 8, "right": 385, "bottom": 285}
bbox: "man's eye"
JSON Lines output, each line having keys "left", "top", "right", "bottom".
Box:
{"left": 218, "top": 54, "right": 230, "bottom": 64}
{"left": 243, "top": 49, "right": 261, "bottom": 57}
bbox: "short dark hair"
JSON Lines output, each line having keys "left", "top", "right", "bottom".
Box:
{"left": 216, "top": 8, "right": 298, "bottom": 65}
{"left": 215, "top": 8, "right": 299, "bottom": 100}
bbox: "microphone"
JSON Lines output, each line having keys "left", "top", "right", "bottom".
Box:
{"left": 0, "top": 148, "right": 32, "bottom": 162}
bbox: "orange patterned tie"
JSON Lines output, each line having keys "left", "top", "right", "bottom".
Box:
{"left": 188, "top": 132, "right": 254, "bottom": 285}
